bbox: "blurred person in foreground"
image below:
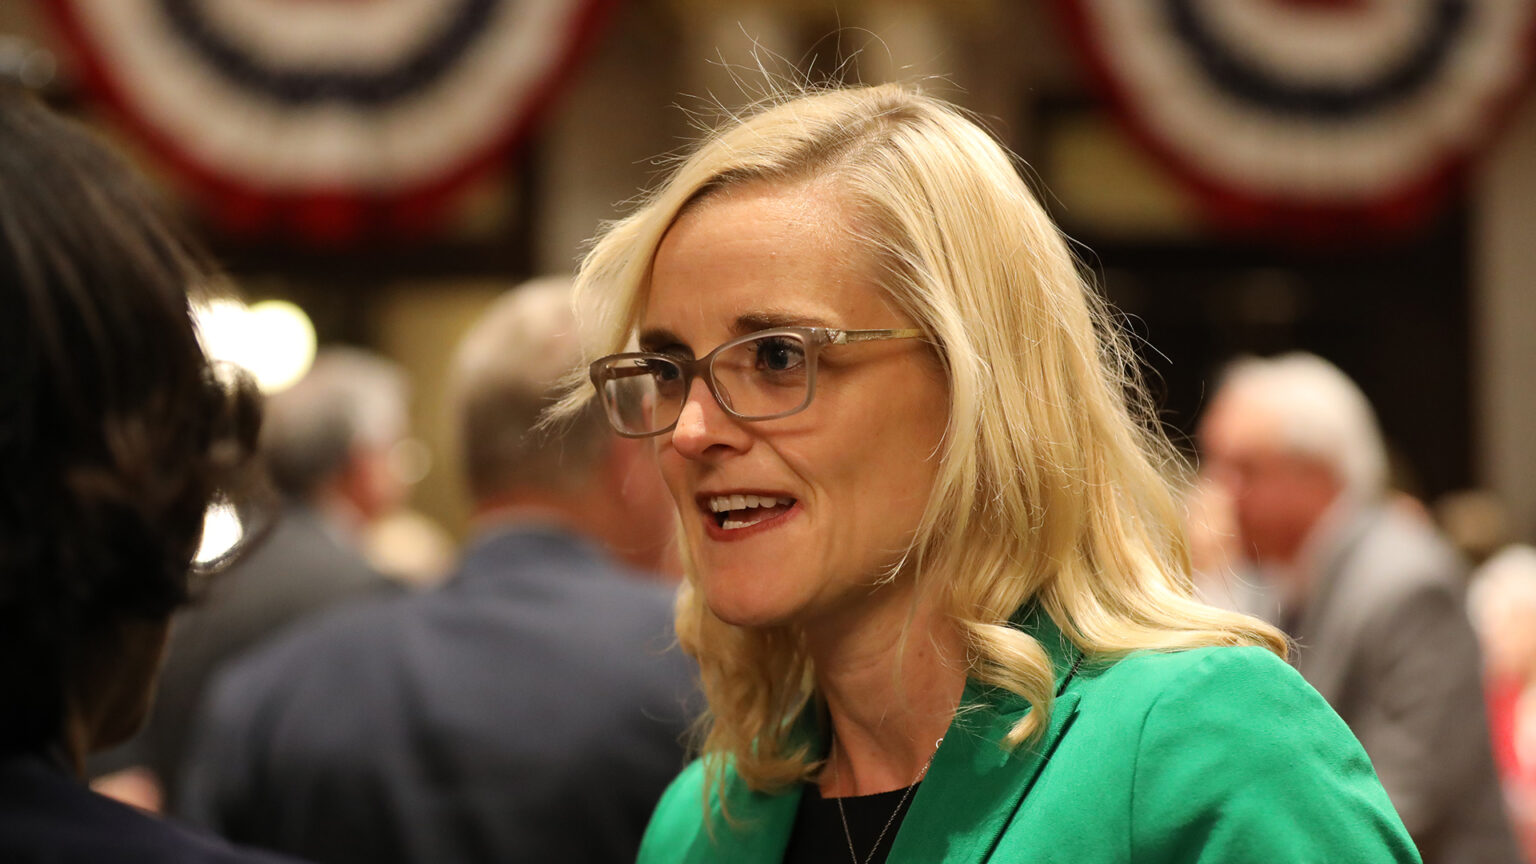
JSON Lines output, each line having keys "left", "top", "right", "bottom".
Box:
{"left": 1200, "top": 352, "right": 1518, "bottom": 864}
{"left": 93, "top": 348, "right": 408, "bottom": 811}
{"left": 0, "top": 89, "right": 303, "bottom": 863}
{"left": 1470, "top": 545, "right": 1536, "bottom": 861}
{"left": 180, "top": 279, "right": 695, "bottom": 864}
{"left": 560, "top": 82, "right": 1416, "bottom": 863}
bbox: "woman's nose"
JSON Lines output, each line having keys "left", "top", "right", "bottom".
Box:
{"left": 669, "top": 377, "right": 751, "bottom": 460}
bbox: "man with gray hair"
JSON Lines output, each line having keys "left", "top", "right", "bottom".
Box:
{"left": 91, "top": 347, "right": 408, "bottom": 810}
{"left": 1199, "top": 352, "right": 1517, "bottom": 864}
{"left": 261, "top": 347, "right": 414, "bottom": 534}
{"left": 179, "top": 279, "right": 693, "bottom": 864}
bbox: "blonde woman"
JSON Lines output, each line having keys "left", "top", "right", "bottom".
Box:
{"left": 566, "top": 84, "right": 1418, "bottom": 863}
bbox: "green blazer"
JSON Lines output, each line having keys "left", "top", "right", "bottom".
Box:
{"left": 638, "top": 608, "right": 1421, "bottom": 863}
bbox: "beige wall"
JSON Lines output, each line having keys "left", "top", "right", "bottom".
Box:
{"left": 374, "top": 282, "right": 507, "bottom": 539}
{"left": 1475, "top": 85, "right": 1536, "bottom": 540}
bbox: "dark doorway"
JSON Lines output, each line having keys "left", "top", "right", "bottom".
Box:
{"left": 1075, "top": 209, "right": 1472, "bottom": 501}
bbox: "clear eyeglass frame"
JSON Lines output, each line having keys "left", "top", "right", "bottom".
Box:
{"left": 588, "top": 325, "right": 925, "bottom": 438}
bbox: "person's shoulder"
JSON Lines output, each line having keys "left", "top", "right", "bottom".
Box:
{"left": 1331, "top": 509, "right": 1477, "bottom": 647}
{"left": 591, "top": 564, "right": 678, "bottom": 608}
{"left": 0, "top": 756, "right": 301, "bottom": 864}
{"left": 212, "top": 505, "right": 387, "bottom": 597}
{"left": 203, "top": 588, "right": 410, "bottom": 716}
{"left": 1061, "top": 643, "right": 1384, "bottom": 785}
{"left": 467, "top": 527, "right": 677, "bottom": 610}
{"left": 115, "top": 812, "right": 307, "bottom": 864}
{"left": 637, "top": 757, "right": 709, "bottom": 863}
{"left": 1347, "top": 505, "right": 1466, "bottom": 590}
{"left": 1108, "top": 643, "right": 1336, "bottom": 724}
{"left": 655, "top": 756, "right": 708, "bottom": 812}
{"left": 1071, "top": 645, "right": 1418, "bottom": 860}
{"left": 577, "top": 553, "right": 680, "bottom": 611}
{"left": 1083, "top": 643, "right": 1308, "bottom": 717}
{"left": 1109, "top": 639, "right": 1293, "bottom": 679}
{"left": 550, "top": 549, "right": 682, "bottom": 644}
{"left": 247, "top": 587, "right": 407, "bottom": 664}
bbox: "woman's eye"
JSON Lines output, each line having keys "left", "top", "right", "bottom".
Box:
{"left": 755, "top": 338, "right": 805, "bottom": 372}
{"left": 644, "top": 358, "right": 682, "bottom": 382}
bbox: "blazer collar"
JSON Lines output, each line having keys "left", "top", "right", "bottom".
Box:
{"left": 451, "top": 525, "right": 613, "bottom": 593}
{"left": 685, "top": 604, "right": 1084, "bottom": 864}
{"left": 889, "top": 605, "right": 1083, "bottom": 863}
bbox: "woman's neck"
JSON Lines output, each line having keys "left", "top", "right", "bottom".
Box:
{"left": 59, "top": 712, "right": 89, "bottom": 777}
{"left": 804, "top": 583, "right": 967, "bottom": 798}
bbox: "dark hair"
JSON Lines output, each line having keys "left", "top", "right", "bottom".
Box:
{"left": 0, "top": 89, "right": 260, "bottom": 747}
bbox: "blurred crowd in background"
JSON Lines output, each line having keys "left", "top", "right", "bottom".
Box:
{"left": 6, "top": 1, "right": 1536, "bottom": 862}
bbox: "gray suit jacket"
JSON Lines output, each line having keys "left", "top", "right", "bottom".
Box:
{"left": 1294, "top": 504, "right": 1519, "bottom": 864}
{"left": 180, "top": 526, "right": 696, "bottom": 864}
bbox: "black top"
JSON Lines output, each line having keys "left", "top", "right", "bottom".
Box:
{"left": 782, "top": 782, "right": 920, "bottom": 864}
{"left": 0, "top": 748, "right": 301, "bottom": 864}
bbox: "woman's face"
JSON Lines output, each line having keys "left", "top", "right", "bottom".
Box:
{"left": 640, "top": 181, "right": 949, "bottom": 629}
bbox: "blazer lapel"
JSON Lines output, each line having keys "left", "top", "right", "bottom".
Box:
{"left": 683, "top": 606, "right": 1084, "bottom": 864}
{"left": 682, "top": 701, "right": 827, "bottom": 864}
{"left": 681, "top": 771, "right": 803, "bottom": 864}
{"left": 888, "top": 607, "right": 1084, "bottom": 864}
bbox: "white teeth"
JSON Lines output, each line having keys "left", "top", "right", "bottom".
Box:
{"left": 706, "top": 494, "right": 788, "bottom": 514}
{"left": 722, "top": 508, "right": 774, "bottom": 530}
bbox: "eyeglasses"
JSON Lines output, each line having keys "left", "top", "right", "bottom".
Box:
{"left": 589, "top": 326, "right": 925, "bottom": 438}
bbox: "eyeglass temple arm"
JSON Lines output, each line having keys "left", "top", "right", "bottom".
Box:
{"left": 592, "top": 357, "right": 689, "bottom": 386}
{"left": 830, "top": 328, "right": 925, "bottom": 345}
{"left": 601, "top": 365, "right": 658, "bottom": 381}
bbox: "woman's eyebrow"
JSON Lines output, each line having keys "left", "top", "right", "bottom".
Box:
{"left": 732, "top": 310, "right": 834, "bottom": 335}
{"left": 638, "top": 327, "right": 687, "bottom": 353}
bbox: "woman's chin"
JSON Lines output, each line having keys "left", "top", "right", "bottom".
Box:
{"left": 705, "top": 599, "right": 793, "bottom": 629}
{"left": 700, "top": 578, "right": 802, "bottom": 629}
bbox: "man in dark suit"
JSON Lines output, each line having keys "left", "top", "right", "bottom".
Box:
{"left": 179, "top": 279, "right": 693, "bottom": 864}
{"left": 91, "top": 349, "right": 408, "bottom": 810}
{"left": 1199, "top": 352, "right": 1519, "bottom": 864}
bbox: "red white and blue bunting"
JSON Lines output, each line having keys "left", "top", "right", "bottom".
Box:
{"left": 45, "top": 0, "right": 614, "bottom": 245}
{"left": 1057, "top": 0, "right": 1536, "bottom": 238}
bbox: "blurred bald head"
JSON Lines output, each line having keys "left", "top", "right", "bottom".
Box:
{"left": 262, "top": 347, "right": 410, "bottom": 522}
{"left": 450, "top": 278, "right": 611, "bottom": 504}
{"left": 449, "top": 278, "right": 676, "bottom": 574}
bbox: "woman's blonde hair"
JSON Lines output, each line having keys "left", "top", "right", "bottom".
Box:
{"left": 559, "top": 82, "right": 1286, "bottom": 795}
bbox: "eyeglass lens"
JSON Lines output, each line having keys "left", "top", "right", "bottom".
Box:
{"left": 600, "top": 332, "right": 812, "bottom": 435}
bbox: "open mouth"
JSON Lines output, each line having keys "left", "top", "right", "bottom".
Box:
{"left": 704, "top": 493, "right": 797, "bottom": 531}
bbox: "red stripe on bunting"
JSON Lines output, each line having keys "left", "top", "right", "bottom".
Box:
{"left": 1052, "top": 0, "right": 1536, "bottom": 245}
{"left": 1275, "top": 0, "right": 1370, "bottom": 10}
{"left": 41, "top": 0, "right": 620, "bottom": 247}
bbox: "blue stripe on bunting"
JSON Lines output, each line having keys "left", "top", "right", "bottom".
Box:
{"left": 155, "top": 0, "right": 499, "bottom": 106}
{"left": 1165, "top": 0, "right": 1468, "bottom": 118}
